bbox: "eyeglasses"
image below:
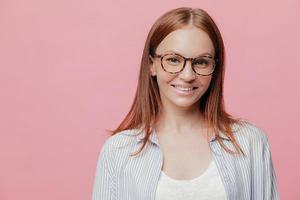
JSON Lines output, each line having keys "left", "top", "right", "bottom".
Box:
{"left": 150, "top": 52, "right": 217, "bottom": 76}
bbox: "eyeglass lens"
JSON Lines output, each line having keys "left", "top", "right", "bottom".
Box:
{"left": 162, "top": 54, "right": 215, "bottom": 75}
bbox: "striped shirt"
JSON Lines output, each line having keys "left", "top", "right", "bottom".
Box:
{"left": 92, "top": 121, "right": 280, "bottom": 200}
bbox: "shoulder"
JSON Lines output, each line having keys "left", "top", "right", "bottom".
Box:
{"left": 98, "top": 129, "right": 141, "bottom": 164}
{"left": 230, "top": 120, "right": 270, "bottom": 154}
{"left": 232, "top": 120, "right": 269, "bottom": 142}
{"left": 100, "top": 129, "right": 140, "bottom": 151}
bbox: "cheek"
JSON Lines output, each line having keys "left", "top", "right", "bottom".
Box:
{"left": 156, "top": 71, "right": 175, "bottom": 86}
{"left": 197, "top": 76, "right": 213, "bottom": 92}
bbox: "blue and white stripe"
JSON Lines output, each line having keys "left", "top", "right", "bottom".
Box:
{"left": 92, "top": 121, "right": 280, "bottom": 200}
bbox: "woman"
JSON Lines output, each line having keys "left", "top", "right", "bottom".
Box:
{"left": 92, "top": 7, "right": 280, "bottom": 200}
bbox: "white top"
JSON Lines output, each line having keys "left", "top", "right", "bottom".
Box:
{"left": 155, "top": 159, "right": 227, "bottom": 200}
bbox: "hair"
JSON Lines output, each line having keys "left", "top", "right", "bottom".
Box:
{"left": 107, "top": 7, "right": 246, "bottom": 156}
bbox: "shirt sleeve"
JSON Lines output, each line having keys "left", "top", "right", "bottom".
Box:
{"left": 262, "top": 133, "right": 280, "bottom": 200}
{"left": 92, "top": 140, "right": 116, "bottom": 200}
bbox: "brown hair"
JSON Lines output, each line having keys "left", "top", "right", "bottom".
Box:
{"left": 108, "top": 7, "right": 246, "bottom": 156}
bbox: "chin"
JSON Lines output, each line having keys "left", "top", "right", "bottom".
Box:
{"left": 172, "top": 100, "right": 200, "bottom": 109}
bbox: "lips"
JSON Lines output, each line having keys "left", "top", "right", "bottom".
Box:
{"left": 170, "top": 84, "right": 199, "bottom": 96}
{"left": 171, "top": 84, "right": 198, "bottom": 90}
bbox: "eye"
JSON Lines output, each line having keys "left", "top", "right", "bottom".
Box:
{"left": 193, "top": 58, "right": 213, "bottom": 68}
{"left": 163, "top": 55, "right": 184, "bottom": 66}
{"left": 166, "top": 57, "right": 180, "bottom": 63}
{"left": 195, "top": 58, "right": 208, "bottom": 65}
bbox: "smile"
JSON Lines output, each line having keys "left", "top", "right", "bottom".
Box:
{"left": 171, "top": 84, "right": 198, "bottom": 95}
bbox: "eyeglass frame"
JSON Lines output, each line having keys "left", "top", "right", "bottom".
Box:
{"left": 149, "top": 52, "right": 218, "bottom": 76}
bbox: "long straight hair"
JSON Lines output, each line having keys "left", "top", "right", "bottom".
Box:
{"left": 108, "top": 7, "right": 246, "bottom": 156}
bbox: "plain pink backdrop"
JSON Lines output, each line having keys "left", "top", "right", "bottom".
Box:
{"left": 0, "top": 0, "right": 299, "bottom": 199}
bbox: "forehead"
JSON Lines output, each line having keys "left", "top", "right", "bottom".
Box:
{"left": 155, "top": 26, "right": 215, "bottom": 57}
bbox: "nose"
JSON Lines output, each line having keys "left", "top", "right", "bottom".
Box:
{"left": 178, "top": 60, "right": 196, "bottom": 81}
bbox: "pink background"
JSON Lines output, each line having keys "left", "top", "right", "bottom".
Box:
{"left": 0, "top": 0, "right": 299, "bottom": 199}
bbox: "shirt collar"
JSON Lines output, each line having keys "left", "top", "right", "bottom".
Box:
{"left": 135, "top": 127, "right": 231, "bottom": 145}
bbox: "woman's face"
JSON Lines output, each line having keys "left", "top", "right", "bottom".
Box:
{"left": 150, "top": 26, "right": 215, "bottom": 109}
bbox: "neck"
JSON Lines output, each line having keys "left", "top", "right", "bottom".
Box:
{"left": 154, "top": 101, "right": 207, "bottom": 136}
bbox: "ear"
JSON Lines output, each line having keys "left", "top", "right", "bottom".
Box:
{"left": 149, "top": 55, "right": 157, "bottom": 76}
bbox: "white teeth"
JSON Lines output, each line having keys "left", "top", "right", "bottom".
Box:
{"left": 174, "top": 85, "right": 194, "bottom": 91}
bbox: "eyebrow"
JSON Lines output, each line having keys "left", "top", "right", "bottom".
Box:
{"left": 164, "top": 50, "right": 214, "bottom": 58}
